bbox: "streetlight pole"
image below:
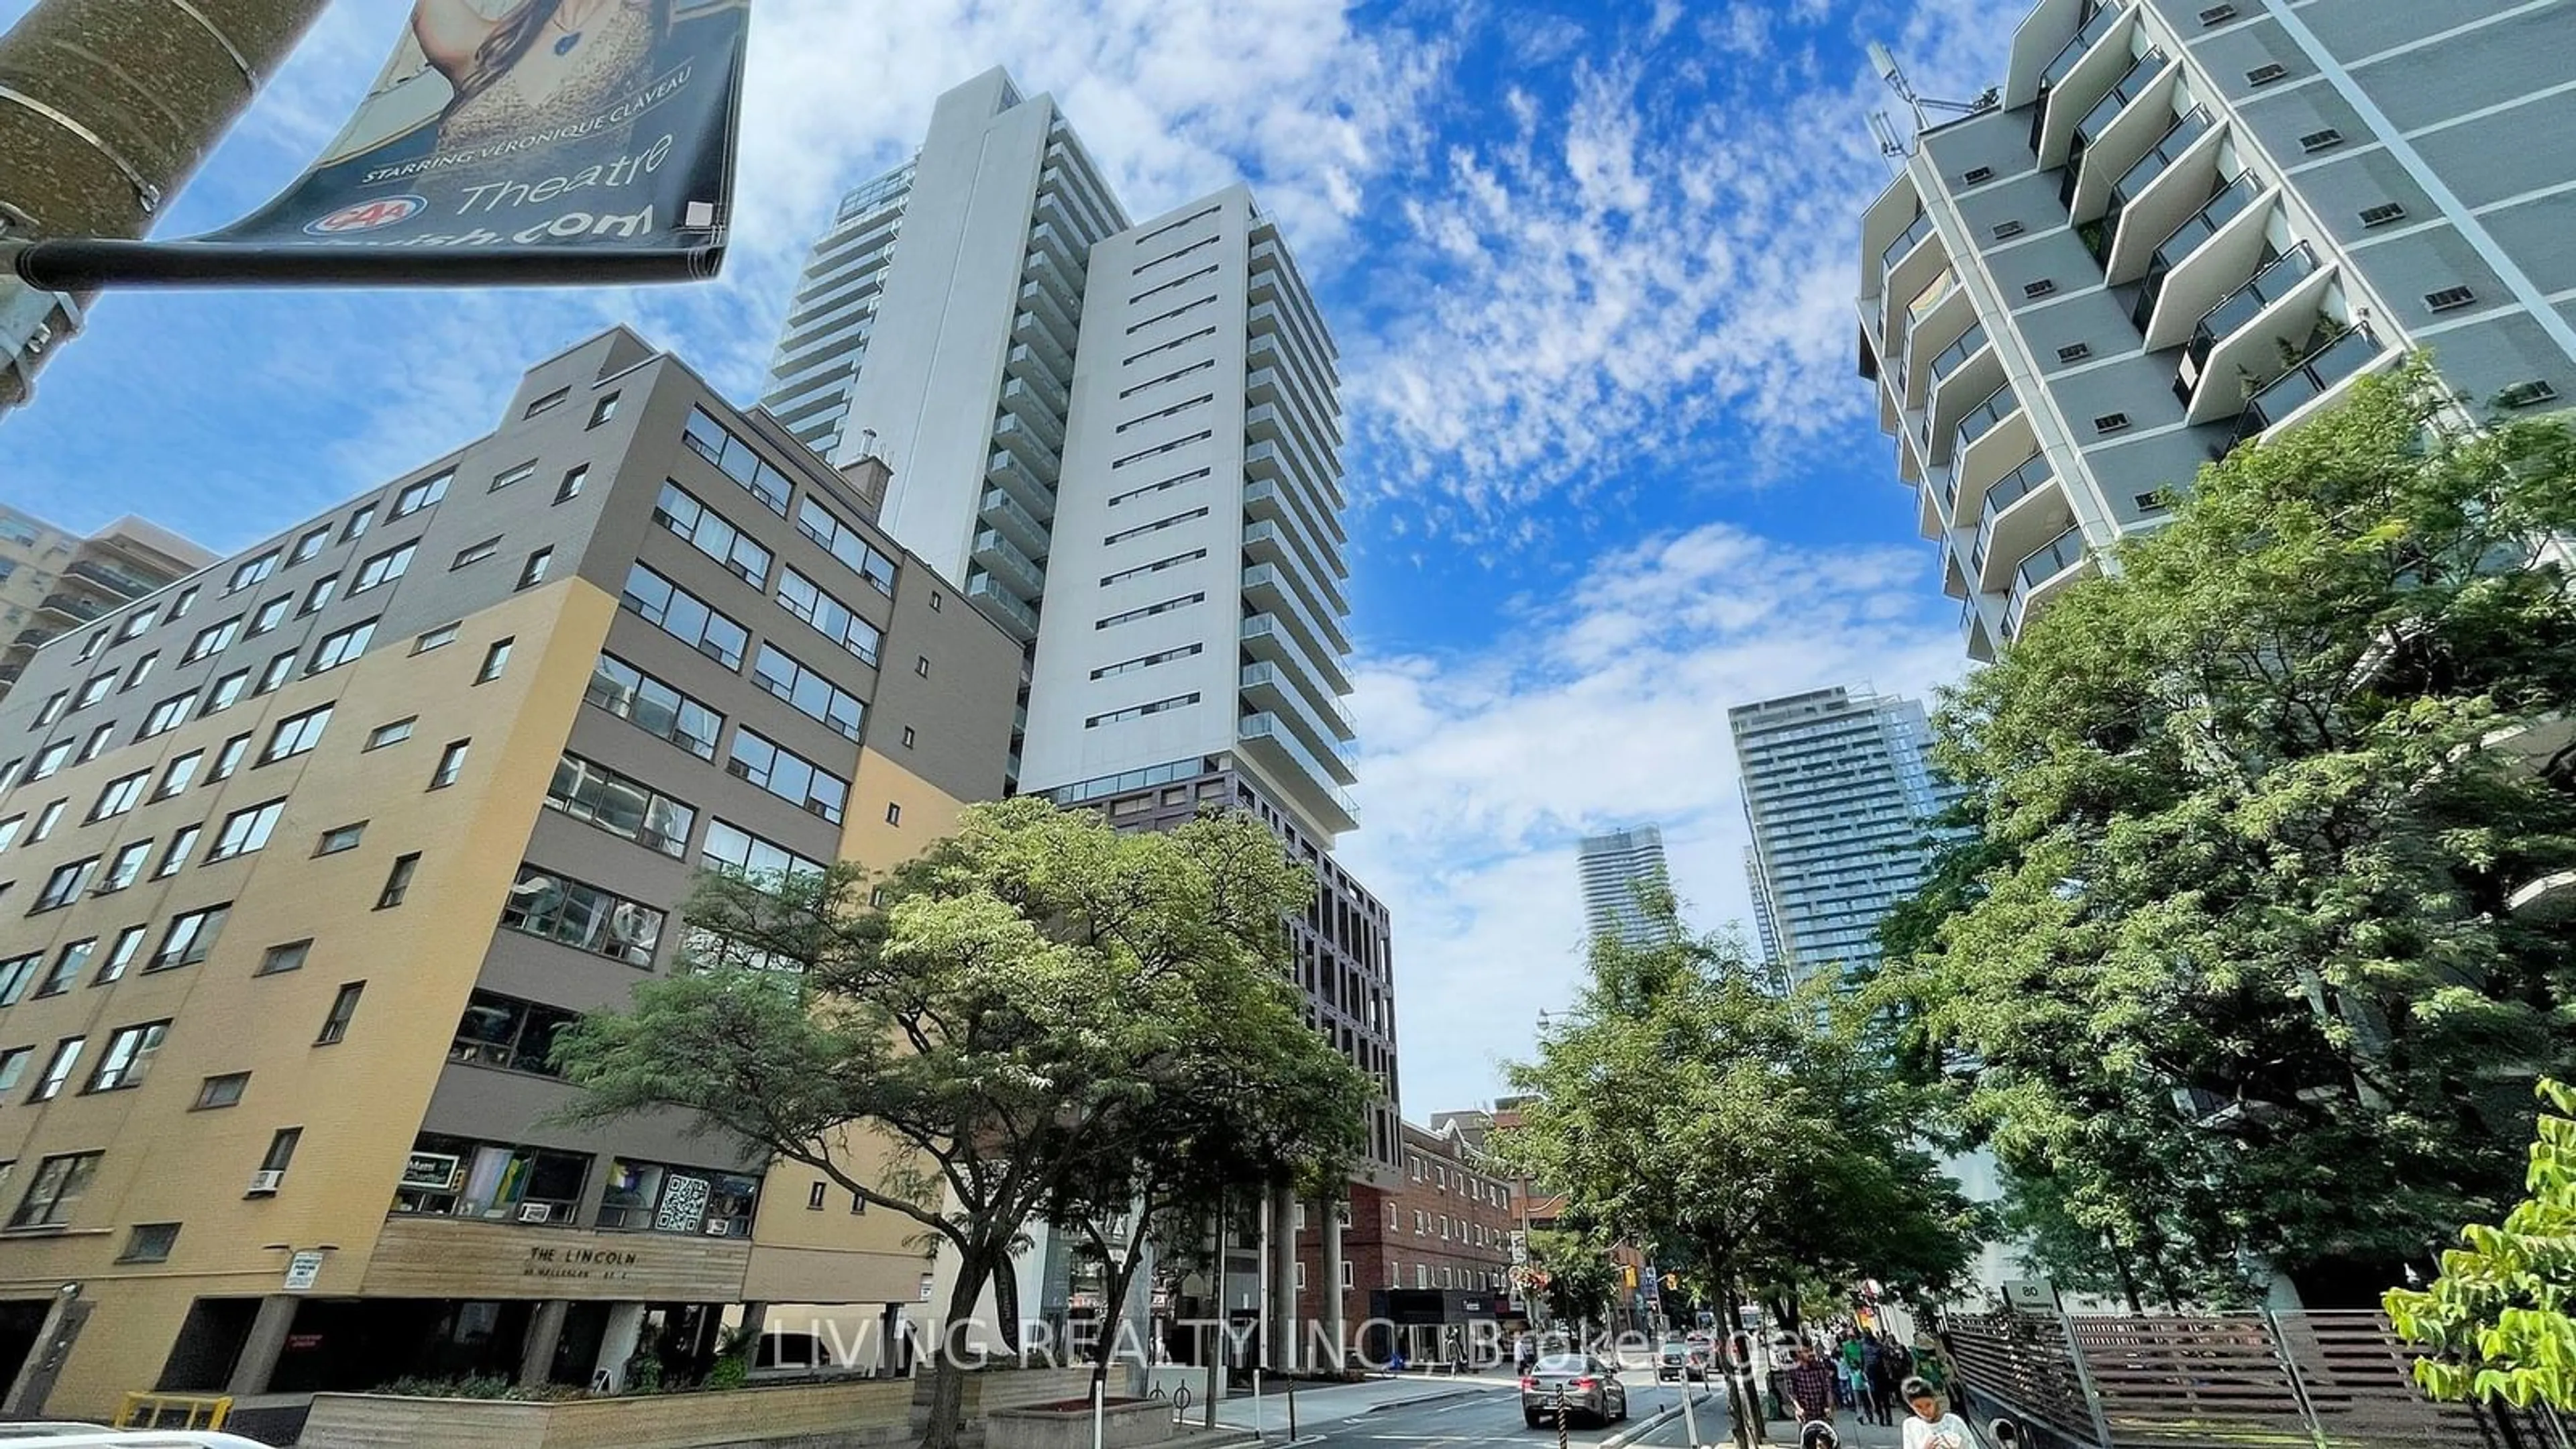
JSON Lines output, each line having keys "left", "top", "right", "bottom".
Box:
{"left": 0, "top": 0, "right": 329, "bottom": 415}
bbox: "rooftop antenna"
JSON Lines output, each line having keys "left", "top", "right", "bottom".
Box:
{"left": 1866, "top": 39, "right": 2000, "bottom": 154}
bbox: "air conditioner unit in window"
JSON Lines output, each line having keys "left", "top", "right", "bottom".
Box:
{"left": 246, "top": 1169, "right": 285, "bottom": 1195}
{"left": 519, "top": 1202, "right": 555, "bottom": 1224}
{"left": 704, "top": 1220, "right": 733, "bottom": 1237}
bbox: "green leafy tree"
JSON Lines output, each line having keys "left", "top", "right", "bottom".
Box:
{"left": 1525, "top": 1228, "right": 1621, "bottom": 1328}
{"left": 1499, "top": 894, "right": 1979, "bottom": 1444}
{"left": 1877, "top": 364, "right": 2576, "bottom": 1304}
{"left": 2387, "top": 1079, "right": 2576, "bottom": 1410}
{"left": 553, "top": 799, "right": 1339, "bottom": 1449}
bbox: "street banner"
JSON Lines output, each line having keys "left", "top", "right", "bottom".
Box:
{"left": 14, "top": 0, "right": 748, "bottom": 290}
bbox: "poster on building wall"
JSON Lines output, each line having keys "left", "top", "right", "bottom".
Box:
{"left": 15, "top": 0, "right": 749, "bottom": 290}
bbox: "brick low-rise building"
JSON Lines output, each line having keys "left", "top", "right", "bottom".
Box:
{"left": 1301, "top": 1118, "right": 1518, "bottom": 1366}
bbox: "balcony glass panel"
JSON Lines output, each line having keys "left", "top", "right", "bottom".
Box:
{"left": 2188, "top": 243, "right": 2316, "bottom": 367}
{"left": 2235, "top": 325, "right": 2381, "bottom": 440}
{"left": 1970, "top": 452, "right": 2059, "bottom": 573}
{"left": 2039, "top": 0, "right": 2118, "bottom": 93}
{"left": 1880, "top": 211, "right": 1936, "bottom": 278}
{"left": 2004, "top": 525, "right": 2090, "bottom": 636}
{"left": 1928, "top": 323, "right": 1990, "bottom": 388}
{"left": 2110, "top": 107, "right": 2210, "bottom": 209}
{"left": 2073, "top": 49, "right": 2165, "bottom": 152}
{"left": 1955, "top": 384, "right": 2021, "bottom": 453}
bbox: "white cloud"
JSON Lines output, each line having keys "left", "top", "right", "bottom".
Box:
{"left": 1342, "top": 521, "right": 1967, "bottom": 1115}
{"left": 1347, "top": 0, "right": 2028, "bottom": 534}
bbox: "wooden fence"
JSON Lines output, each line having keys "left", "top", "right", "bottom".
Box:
{"left": 1943, "top": 1307, "right": 2567, "bottom": 1449}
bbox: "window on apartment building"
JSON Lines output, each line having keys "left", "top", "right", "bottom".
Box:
{"left": 152, "top": 751, "right": 201, "bottom": 800}
{"left": 207, "top": 799, "right": 288, "bottom": 862}
{"left": 247, "top": 594, "right": 292, "bottom": 636}
{"left": 75, "top": 722, "right": 114, "bottom": 763}
{"left": 317, "top": 986, "right": 364, "bottom": 1044}
{"left": 290, "top": 524, "right": 333, "bottom": 565}
{"left": 429, "top": 741, "right": 470, "bottom": 790}
{"left": 117, "top": 1223, "right": 181, "bottom": 1264}
{"left": 555, "top": 466, "right": 588, "bottom": 502}
{"left": 258, "top": 704, "right": 332, "bottom": 765}
{"left": 526, "top": 386, "right": 571, "bottom": 419}
{"left": 170, "top": 584, "right": 200, "bottom": 620}
{"left": 199, "top": 669, "right": 251, "bottom": 718}
{"left": 87, "top": 1021, "right": 169, "bottom": 1092}
{"left": 376, "top": 854, "right": 421, "bottom": 909}
{"left": 99, "top": 841, "right": 151, "bottom": 895}
{"left": 452, "top": 537, "right": 500, "bottom": 570}
{"left": 195, "top": 1073, "right": 250, "bottom": 1110}
{"left": 35, "top": 941, "right": 92, "bottom": 998}
{"left": 389, "top": 471, "right": 452, "bottom": 519}
{"left": 256, "top": 1128, "right": 303, "bottom": 1185}
{"left": 32, "top": 691, "right": 68, "bottom": 727}
{"left": 476, "top": 639, "right": 515, "bottom": 684}
{"left": 308, "top": 619, "right": 376, "bottom": 674}
{"left": 588, "top": 393, "right": 621, "bottom": 427}
{"left": 95, "top": 926, "right": 148, "bottom": 985}
{"left": 228, "top": 550, "right": 280, "bottom": 594}
{"left": 413, "top": 623, "right": 459, "bottom": 655}
{"left": 72, "top": 672, "right": 115, "bottom": 712}
{"left": 32, "top": 858, "right": 98, "bottom": 912}
{"left": 209, "top": 733, "right": 252, "bottom": 782}
{"left": 252, "top": 650, "right": 299, "bottom": 696}
{"left": 299, "top": 575, "right": 336, "bottom": 615}
{"left": 149, "top": 904, "right": 231, "bottom": 970}
{"left": 257, "top": 941, "right": 311, "bottom": 977}
{"left": 120, "top": 651, "right": 159, "bottom": 692}
{"left": 364, "top": 718, "right": 416, "bottom": 751}
{"left": 314, "top": 822, "right": 366, "bottom": 857}
{"left": 341, "top": 503, "right": 377, "bottom": 542}
{"left": 516, "top": 549, "right": 553, "bottom": 590}
{"left": 89, "top": 769, "right": 150, "bottom": 822}
{"left": 350, "top": 541, "right": 415, "bottom": 594}
{"left": 9, "top": 1150, "right": 101, "bottom": 1227}
{"left": 152, "top": 826, "right": 201, "bottom": 880}
{"left": 30, "top": 1038, "right": 86, "bottom": 1102}
{"left": 490, "top": 460, "right": 537, "bottom": 492}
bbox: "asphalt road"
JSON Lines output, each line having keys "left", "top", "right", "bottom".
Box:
{"left": 1289, "top": 1375, "right": 1909, "bottom": 1449}
{"left": 1293, "top": 1374, "right": 1742, "bottom": 1449}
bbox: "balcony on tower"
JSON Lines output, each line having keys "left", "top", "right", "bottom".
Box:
{"left": 989, "top": 411, "right": 1062, "bottom": 482}
{"left": 971, "top": 527, "right": 1046, "bottom": 602}
{"left": 2131, "top": 172, "right": 2269, "bottom": 341}
{"left": 1236, "top": 712, "right": 1358, "bottom": 836}
{"left": 1242, "top": 612, "right": 1353, "bottom": 697}
{"left": 1967, "top": 451, "right": 2073, "bottom": 594}
{"left": 2002, "top": 525, "right": 2096, "bottom": 641}
{"left": 1242, "top": 562, "right": 1350, "bottom": 660}
{"left": 1243, "top": 441, "right": 1346, "bottom": 545}
{"left": 966, "top": 572, "right": 1039, "bottom": 642}
{"left": 2090, "top": 105, "right": 2217, "bottom": 268}
{"left": 2059, "top": 48, "right": 2175, "bottom": 216}
{"left": 2229, "top": 322, "right": 2387, "bottom": 445}
{"left": 2175, "top": 244, "right": 2345, "bottom": 424}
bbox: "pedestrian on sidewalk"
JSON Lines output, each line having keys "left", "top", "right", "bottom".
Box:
{"left": 1837, "top": 1334, "right": 1867, "bottom": 1412}
{"left": 1863, "top": 1335, "right": 1902, "bottom": 1426}
{"left": 1899, "top": 1376, "right": 1974, "bottom": 1449}
{"left": 1786, "top": 1342, "right": 1839, "bottom": 1430}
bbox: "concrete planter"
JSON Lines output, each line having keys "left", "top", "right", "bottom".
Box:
{"left": 988, "top": 1399, "right": 1174, "bottom": 1449}
{"left": 299, "top": 1376, "right": 913, "bottom": 1449}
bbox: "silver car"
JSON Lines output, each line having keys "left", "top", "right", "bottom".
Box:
{"left": 1521, "top": 1352, "right": 1629, "bottom": 1428}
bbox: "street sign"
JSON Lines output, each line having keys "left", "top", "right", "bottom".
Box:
{"left": 2002, "top": 1280, "right": 2057, "bottom": 1311}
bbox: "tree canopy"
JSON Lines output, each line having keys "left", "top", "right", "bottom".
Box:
{"left": 2387, "top": 1078, "right": 2576, "bottom": 1410}
{"left": 1876, "top": 365, "right": 2576, "bottom": 1305}
{"left": 1498, "top": 893, "right": 1984, "bottom": 1334}
{"left": 553, "top": 798, "right": 1368, "bottom": 1448}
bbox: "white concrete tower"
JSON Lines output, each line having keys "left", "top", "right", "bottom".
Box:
{"left": 1018, "top": 186, "right": 1355, "bottom": 844}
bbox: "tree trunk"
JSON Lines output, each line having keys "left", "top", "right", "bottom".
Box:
{"left": 995, "top": 1252, "right": 1024, "bottom": 1356}
{"left": 1717, "top": 1263, "right": 1760, "bottom": 1449}
{"left": 2109, "top": 1242, "right": 2146, "bottom": 1317}
{"left": 1093, "top": 1228, "right": 1151, "bottom": 1389}
{"left": 923, "top": 1249, "right": 994, "bottom": 1449}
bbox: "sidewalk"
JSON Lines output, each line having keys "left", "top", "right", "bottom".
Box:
{"left": 1139, "top": 1366, "right": 1506, "bottom": 1428}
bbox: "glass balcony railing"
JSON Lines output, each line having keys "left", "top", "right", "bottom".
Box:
{"left": 2186, "top": 243, "right": 2318, "bottom": 372}
{"left": 2108, "top": 106, "right": 2210, "bottom": 213}
{"left": 2004, "top": 526, "right": 2089, "bottom": 636}
{"left": 2069, "top": 48, "right": 2167, "bottom": 160}
{"left": 2039, "top": 0, "right": 2118, "bottom": 95}
{"left": 1880, "top": 211, "right": 1937, "bottom": 280}
{"left": 1927, "top": 324, "right": 1990, "bottom": 390}
{"left": 1968, "top": 451, "right": 2058, "bottom": 574}
{"left": 2129, "top": 172, "right": 2258, "bottom": 331}
{"left": 1955, "top": 383, "right": 2021, "bottom": 455}
{"left": 2235, "top": 324, "right": 2381, "bottom": 441}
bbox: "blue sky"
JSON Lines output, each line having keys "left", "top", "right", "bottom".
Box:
{"left": 0, "top": 0, "right": 2023, "bottom": 1114}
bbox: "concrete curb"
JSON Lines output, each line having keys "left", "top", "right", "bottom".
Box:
{"left": 1602, "top": 1399, "right": 1689, "bottom": 1449}
{"left": 1361, "top": 1386, "right": 1489, "bottom": 1413}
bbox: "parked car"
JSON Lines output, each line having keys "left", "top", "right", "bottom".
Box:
{"left": 1521, "top": 1352, "right": 1629, "bottom": 1428}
